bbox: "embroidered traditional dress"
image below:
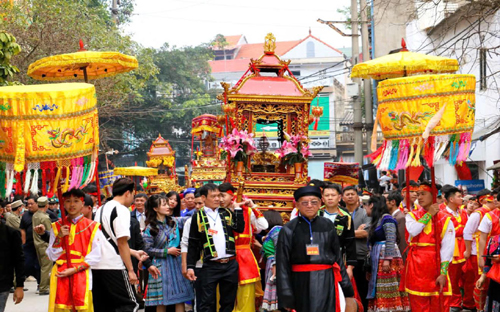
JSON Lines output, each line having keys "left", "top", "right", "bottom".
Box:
{"left": 367, "top": 214, "right": 409, "bottom": 312}
{"left": 483, "top": 234, "right": 500, "bottom": 312}
{"left": 262, "top": 225, "right": 282, "bottom": 311}
{"left": 440, "top": 206, "right": 468, "bottom": 309}
{"left": 46, "top": 216, "right": 102, "bottom": 312}
{"left": 144, "top": 217, "right": 194, "bottom": 306}
{"left": 405, "top": 208, "right": 455, "bottom": 312}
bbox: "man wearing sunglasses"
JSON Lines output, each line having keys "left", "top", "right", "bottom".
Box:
{"left": 276, "top": 185, "right": 353, "bottom": 312}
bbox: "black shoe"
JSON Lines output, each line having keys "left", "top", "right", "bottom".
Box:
{"left": 39, "top": 291, "right": 50, "bottom": 296}
{"left": 450, "top": 307, "right": 462, "bottom": 312}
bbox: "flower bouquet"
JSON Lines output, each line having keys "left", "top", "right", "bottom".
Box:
{"left": 275, "top": 133, "right": 311, "bottom": 178}
{"left": 219, "top": 129, "right": 257, "bottom": 175}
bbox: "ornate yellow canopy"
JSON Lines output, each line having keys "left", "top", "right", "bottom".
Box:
{"left": 368, "top": 74, "right": 476, "bottom": 169}
{"left": 351, "top": 50, "right": 459, "bottom": 80}
{"left": 0, "top": 83, "right": 98, "bottom": 172}
{"left": 27, "top": 51, "right": 138, "bottom": 82}
{"left": 114, "top": 166, "right": 158, "bottom": 177}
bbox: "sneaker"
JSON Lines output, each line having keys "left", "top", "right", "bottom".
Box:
{"left": 39, "top": 291, "right": 50, "bottom": 296}
{"left": 450, "top": 308, "right": 462, "bottom": 312}
{"left": 36, "top": 285, "right": 39, "bottom": 294}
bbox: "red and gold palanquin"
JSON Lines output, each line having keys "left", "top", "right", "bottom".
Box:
{"left": 219, "top": 34, "right": 323, "bottom": 211}
{"left": 190, "top": 114, "right": 226, "bottom": 186}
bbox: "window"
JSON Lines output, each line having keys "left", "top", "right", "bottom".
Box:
{"left": 291, "top": 70, "right": 301, "bottom": 76}
{"left": 480, "top": 48, "right": 487, "bottom": 90}
{"left": 307, "top": 41, "right": 315, "bottom": 58}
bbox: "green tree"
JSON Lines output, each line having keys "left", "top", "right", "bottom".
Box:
{"left": 0, "top": 31, "right": 21, "bottom": 86}
{"left": 0, "top": 0, "right": 158, "bottom": 154}
{"left": 110, "top": 43, "right": 219, "bottom": 167}
{"left": 211, "top": 34, "right": 228, "bottom": 60}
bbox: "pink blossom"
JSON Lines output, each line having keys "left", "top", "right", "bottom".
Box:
{"left": 275, "top": 141, "right": 298, "bottom": 157}
{"left": 301, "top": 145, "right": 312, "bottom": 157}
{"left": 227, "top": 144, "right": 243, "bottom": 158}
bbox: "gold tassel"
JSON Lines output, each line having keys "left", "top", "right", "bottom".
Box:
{"left": 411, "top": 137, "right": 423, "bottom": 167}
{"left": 405, "top": 138, "right": 416, "bottom": 168}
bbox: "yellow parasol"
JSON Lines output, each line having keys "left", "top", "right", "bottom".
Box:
{"left": 351, "top": 39, "right": 459, "bottom": 80}
{"left": 27, "top": 41, "right": 138, "bottom": 83}
{"left": 114, "top": 166, "right": 158, "bottom": 177}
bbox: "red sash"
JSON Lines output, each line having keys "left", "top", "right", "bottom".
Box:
{"left": 291, "top": 263, "right": 342, "bottom": 312}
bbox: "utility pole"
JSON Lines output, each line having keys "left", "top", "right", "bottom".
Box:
{"left": 112, "top": 0, "right": 119, "bottom": 24}
{"left": 351, "top": 0, "right": 363, "bottom": 165}
{"left": 359, "top": 0, "right": 373, "bottom": 153}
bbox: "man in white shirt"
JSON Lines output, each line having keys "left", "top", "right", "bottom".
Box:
{"left": 218, "top": 183, "right": 268, "bottom": 312}
{"left": 130, "top": 193, "right": 147, "bottom": 232}
{"left": 186, "top": 183, "right": 245, "bottom": 312}
{"left": 93, "top": 178, "right": 139, "bottom": 312}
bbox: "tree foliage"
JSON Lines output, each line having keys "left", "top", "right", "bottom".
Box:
{"left": 0, "top": 0, "right": 220, "bottom": 170}
{"left": 0, "top": 31, "right": 21, "bottom": 86}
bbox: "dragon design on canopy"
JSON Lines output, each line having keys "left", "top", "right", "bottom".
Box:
{"left": 388, "top": 111, "right": 433, "bottom": 131}
{"left": 47, "top": 123, "right": 88, "bottom": 148}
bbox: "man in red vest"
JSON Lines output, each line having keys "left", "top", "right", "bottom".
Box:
{"left": 405, "top": 181, "right": 455, "bottom": 312}
{"left": 463, "top": 188, "right": 496, "bottom": 310}
{"left": 440, "top": 185, "right": 469, "bottom": 311}
{"left": 45, "top": 188, "right": 104, "bottom": 312}
{"left": 218, "top": 183, "right": 268, "bottom": 312}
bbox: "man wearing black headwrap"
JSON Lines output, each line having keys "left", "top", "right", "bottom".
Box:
{"left": 276, "top": 186, "right": 354, "bottom": 312}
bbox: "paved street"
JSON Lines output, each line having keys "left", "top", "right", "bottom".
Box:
{"left": 5, "top": 280, "right": 48, "bottom": 312}
{"left": 5, "top": 279, "right": 148, "bottom": 312}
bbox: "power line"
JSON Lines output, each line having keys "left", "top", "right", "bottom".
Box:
{"left": 297, "top": 60, "right": 348, "bottom": 80}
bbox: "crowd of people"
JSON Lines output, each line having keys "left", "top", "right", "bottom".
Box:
{"left": 0, "top": 176, "right": 499, "bottom": 312}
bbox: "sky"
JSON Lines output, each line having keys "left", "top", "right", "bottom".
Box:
{"left": 126, "top": 0, "right": 353, "bottom": 50}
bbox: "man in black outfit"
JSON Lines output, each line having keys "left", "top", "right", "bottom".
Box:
{"left": 186, "top": 183, "right": 244, "bottom": 312}
{"left": 19, "top": 196, "right": 40, "bottom": 290}
{"left": 0, "top": 220, "right": 25, "bottom": 311}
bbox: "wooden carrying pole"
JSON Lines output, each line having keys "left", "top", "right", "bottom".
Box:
{"left": 431, "top": 167, "right": 443, "bottom": 312}
{"left": 406, "top": 167, "right": 411, "bottom": 211}
{"left": 57, "top": 182, "right": 76, "bottom": 312}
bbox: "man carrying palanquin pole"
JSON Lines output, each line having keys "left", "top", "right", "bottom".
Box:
{"left": 405, "top": 181, "right": 455, "bottom": 312}
{"left": 276, "top": 185, "right": 353, "bottom": 312}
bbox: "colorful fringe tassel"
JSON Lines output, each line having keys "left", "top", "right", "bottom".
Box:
{"left": 370, "top": 132, "right": 473, "bottom": 169}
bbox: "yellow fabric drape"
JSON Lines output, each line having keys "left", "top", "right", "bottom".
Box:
{"left": 376, "top": 74, "right": 476, "bottom": 140}
{"left": 0, "top": 83, "right": 98, "bottom": 172}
